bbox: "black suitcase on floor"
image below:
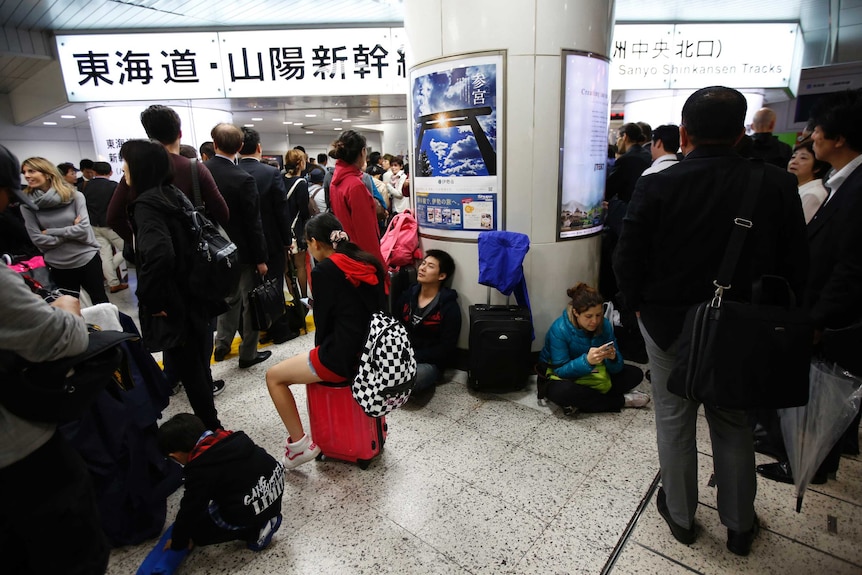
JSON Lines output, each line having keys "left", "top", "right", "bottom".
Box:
{"left": 468, "top": 304, "right": 532, "bottom": 392}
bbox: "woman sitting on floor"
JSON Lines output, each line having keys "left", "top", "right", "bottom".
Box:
{"left": 538, "top": 282, "right": 648, "bottom": 415}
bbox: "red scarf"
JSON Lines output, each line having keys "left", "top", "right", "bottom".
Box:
{"left": 329, "top": 253, "right": 380, "bottom": 287}
{"left": 188, "top": 429, "right": 232, "bottom": 462}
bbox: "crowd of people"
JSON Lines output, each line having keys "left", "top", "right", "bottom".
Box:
{"left": 2, "top": 84, "right": 860, "bottom": 572}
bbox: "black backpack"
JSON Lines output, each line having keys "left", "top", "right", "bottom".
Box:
{"left": 167, "top": 186, "right": 240, "bottom": 316}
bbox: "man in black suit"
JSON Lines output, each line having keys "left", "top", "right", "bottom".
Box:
{"left": 749, "top": 107, "right": 793, "bottom": 168}
{"left": 757, "top": 88, "right": 862, "bottom": 484}
{"left": 83, "top": 161, "right": 127, "bottom": 293}
{"left": 207, "top": 123, "right": 271, "bottom": 369}
{"left": 615, "top": 86, "right": 808, "bottom": 557}
{"left": 238, "top": 127, "right": 298, "bottom": 344}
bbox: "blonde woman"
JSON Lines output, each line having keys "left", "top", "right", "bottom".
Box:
{"left": 20, "top": 157, "right": 108, "bottom": 303}
{"left": 284, "top": 149, "right": 310, "bottom": 298}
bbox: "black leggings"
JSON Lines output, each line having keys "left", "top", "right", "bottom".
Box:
{"left": 546, "top": 364, "right": 644, "bottom": 413}
{"left": 50, "top": 252, "right": 109, "bottom": 304}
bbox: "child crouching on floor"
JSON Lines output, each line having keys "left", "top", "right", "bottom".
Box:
{"left": 157, "top": 414, "right": 284, "bottom": 552}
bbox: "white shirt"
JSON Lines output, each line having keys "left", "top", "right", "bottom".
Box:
{"left": 797, "top": 179, "right": 828, "bottom": 224}
{"left": 387, "top": 169, "right": 410, "bottom": 213}
{"left": 641, "top": 154, "right": 678, "bottom": 176}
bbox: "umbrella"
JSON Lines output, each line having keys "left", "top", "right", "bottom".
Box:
{"left": 778, "top": 361, "right": 862, "bottom": 512}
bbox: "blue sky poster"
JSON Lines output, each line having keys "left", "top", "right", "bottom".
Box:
{"left": 412, "top": 62, "right": 498, "bottom": 177}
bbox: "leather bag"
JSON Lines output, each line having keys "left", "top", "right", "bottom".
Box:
{"left": 248, "top": 275, "right": 285, "bottom": 331}
{"left": 667, "top": 162, "right": 812, "bottom": 409}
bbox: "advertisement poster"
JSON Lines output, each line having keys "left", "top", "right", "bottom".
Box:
{"left": 558, "top": 52, "right": 610, "bottom": 240}
{"left": 410, "top": 53, "right": 503, "bottom": 240}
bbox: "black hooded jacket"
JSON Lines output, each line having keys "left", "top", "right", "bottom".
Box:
{"left": 171, "top": 431, "right": 284, "bottom": 550}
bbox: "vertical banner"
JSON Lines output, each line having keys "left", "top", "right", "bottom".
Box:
{"left": 558, "top": 51, "right": 610, "bottom": 240}
{"left": 409, "top": 53, "right": 504, "bottom": 240}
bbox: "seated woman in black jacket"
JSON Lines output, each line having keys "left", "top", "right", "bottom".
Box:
{"left": 266, "top": 213, "right": 385, "bottom": 469}
{"left": 395, "top": 249, "right": 461, "bottom": 394}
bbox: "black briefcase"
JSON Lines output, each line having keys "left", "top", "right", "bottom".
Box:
{"left": 248, "top": 276, "right": 285, "bottom": 331}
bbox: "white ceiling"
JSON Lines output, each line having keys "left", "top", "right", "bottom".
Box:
{"left": 1, "top": 0, "right": 859, "bottom": 136}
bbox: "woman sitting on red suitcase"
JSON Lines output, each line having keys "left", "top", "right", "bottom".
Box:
{"left": 538, "top": 283, "right": 648, "bottom": 415}
{"left": 266, "top": 212, "right": 385, "bottom": 469}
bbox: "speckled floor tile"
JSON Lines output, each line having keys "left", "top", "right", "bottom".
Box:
{"left": 458, "top": 396, "right": 549, "bottom": 446}
{"left": 515, "top": 525, "right": 610, "bottom": 574}
{"left": 529, "top": 417, "right": 619, "bottom": 474}
{"left": 608, "top": 542, "right": 700, "bottom": 574}
{"left": 413, "top": 483, "right": 547, "bottom": 575}
{"left": 552, "top": 478, "right": 645, "bottom": 551}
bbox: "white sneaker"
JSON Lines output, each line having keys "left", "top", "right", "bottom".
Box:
{"left": 624, "top": 391, "right": 651, "bottom": 408}
{"left": 283, "top": 434, "right": 321, "bottom": 469}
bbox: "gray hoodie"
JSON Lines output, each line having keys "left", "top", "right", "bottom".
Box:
{"left": 20, "top": 188, "right": 99, "bottom": 269}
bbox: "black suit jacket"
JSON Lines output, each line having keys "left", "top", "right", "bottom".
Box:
{"left": 82, "top": 177, "right": 117, "bottom": 227}
{"left": 606, "top": 145, "right": 651, "bottom": 203}
{"left": 205, "top": 156, "right": 267, "bottom": 265}
{"left": 238, "top": 158, "right": 291, "bottom": 257}
{"left": 614, "top": 146, "right": 808, "bottom": 349}
{"left": 806, "top": 161, "right": 862, "bottom": 328}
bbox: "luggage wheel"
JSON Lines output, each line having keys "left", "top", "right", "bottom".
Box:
{"left": 315, "top": 453, "right": 324, "bottom": 461}
{"left": 357, "top": 459, "right": 371, "bottom": 470}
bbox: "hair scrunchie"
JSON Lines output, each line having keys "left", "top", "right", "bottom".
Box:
{"left": 329, "top": 230, "right": 349, "bottom": 245}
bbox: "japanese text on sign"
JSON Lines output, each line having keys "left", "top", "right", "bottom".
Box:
{"left": 57, "top": 28, "right": 408, "bottom": 101}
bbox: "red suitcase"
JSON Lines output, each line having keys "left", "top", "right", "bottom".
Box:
{"left": 306, "top": 383, "right": 387, "bottom": 469}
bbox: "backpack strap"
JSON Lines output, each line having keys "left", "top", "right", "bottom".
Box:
{"left": 189, "top": 158, "right": 203, "bottom": 210}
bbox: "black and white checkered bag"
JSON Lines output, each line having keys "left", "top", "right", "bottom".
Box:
{"left": 351, "top": 312, "right": 417, "bottom": 417}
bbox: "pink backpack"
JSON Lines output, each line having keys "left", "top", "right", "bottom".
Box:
{"left": 380, "top": 209, "right": 422, "bottom": 269}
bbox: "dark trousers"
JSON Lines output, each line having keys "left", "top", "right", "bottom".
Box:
{"left": 546, "top": 363, "right": 643, "bottom": 413}
{"left": 50, "top": 252, "right": 109, "bottom": 304}
{"left": 183, "top": 499, "right": 281, "bottom": 548}
{"left": 0, "top": 432, "right": 110, "bottom": 575}
{"left": 164, "top": 311, "right": 221, "bottom": 430}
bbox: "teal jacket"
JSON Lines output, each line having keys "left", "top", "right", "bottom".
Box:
{"left": 538, "top": 308, "right": 624, "bottom": 385}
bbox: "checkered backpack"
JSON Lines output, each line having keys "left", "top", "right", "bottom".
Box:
{"left": 352, "top": 312, "right": 417, "bottom": 417}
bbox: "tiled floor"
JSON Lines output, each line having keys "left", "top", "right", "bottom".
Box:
{"left": 103, "top": 283, "right": 862, "bottom": 575}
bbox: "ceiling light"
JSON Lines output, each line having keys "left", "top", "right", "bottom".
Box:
{"left": 333, "top": 118, "right": 342, "bottom": 122}
{"left": 294, "top": 122, "right": 303, "bottom": 126}
{"left": 282, "top": 121, "right": 293, "bottom": 125}
{"left": 341, "top": 119, "right": 352, "bottom": 123}
{"left": 305, "top": 131, "right": 314, "bottom": 134}
{"left": 244, "top": 123, "right": 254, "bottom": 127}
{"left": 60, "top": 115, "right": 76, "bottom": 119}
{"left": 251, "top": 117, "right": 263, "bottom": 121}
{"left": 304, "top": 114, "right": 317, "bottom": 118}
{"left": 334, "top": 127, "right": 342, "bottom": 131}
{"left": 43, "top": 121, "right": 57, "bottom": 125}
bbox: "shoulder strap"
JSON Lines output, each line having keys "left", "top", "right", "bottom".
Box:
{"left": 189, "top": 158, "right": 203, "bottom": 209}
{"left": 286, "top": 178, "right": 302, "bottom": 200}
{"left": 713, "top": 160, "right": 765, "bottom": 296}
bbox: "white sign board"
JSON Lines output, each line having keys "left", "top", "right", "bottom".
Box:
{"left": 56, "top": 28, "right": 408, "bottom": 102}
{"left": 610, "top": 23, "right": 800, "bottom": 91}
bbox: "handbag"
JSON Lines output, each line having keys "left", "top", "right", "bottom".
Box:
{"left": 248, "top": 275, "right": 285, "bottom": 331}
{"left": 0, "top": 327, "right": 138, "bottom": 422}
{"left": 667, "top": 161, "right": 812, "bottom": 409}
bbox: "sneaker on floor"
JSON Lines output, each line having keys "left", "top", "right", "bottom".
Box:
{"left": 212, "top": 379, "right": 226, "bottom": 396}
{"left": 283, "top": 434, "right": 320, "bottom": 469}
{"left": 624, "top": 391, "right": 651, "bottom": 408}
{"left": 247, "top": 514, "right": 282, "bottom": 552}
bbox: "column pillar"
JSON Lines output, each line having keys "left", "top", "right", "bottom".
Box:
{"left": 405, "top": 0, "right": 615, "bottom": 349}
